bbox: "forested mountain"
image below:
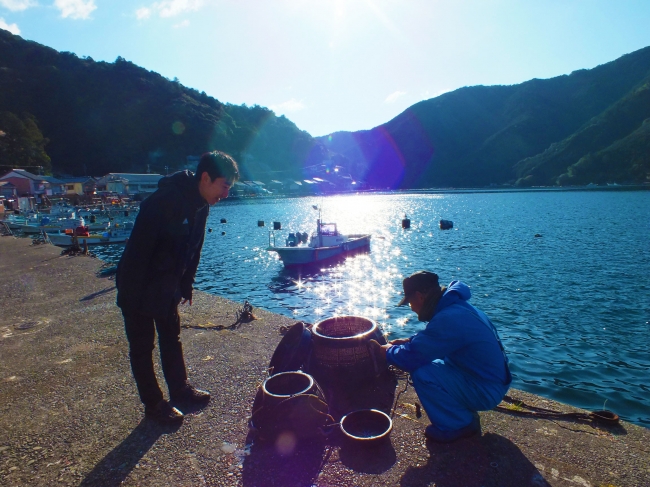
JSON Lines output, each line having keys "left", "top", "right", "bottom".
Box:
{"left": 320, "top": 48, "right": 650, "bottom": 188}
{"left": 0, "top": 29, "right": 318, "bottom": 180}
{"left": 1, "top": 28, "right": 649, "bottom": 188}
{"left": 515, "top": 79, "right": 650, "bottom": 186}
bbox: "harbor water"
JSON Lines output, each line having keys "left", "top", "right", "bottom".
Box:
{"left": 92, "top": 189, "right": 650, "bottom": 426}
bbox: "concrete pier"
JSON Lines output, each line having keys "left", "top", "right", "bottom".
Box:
{"left": 0, "top": 236, "right": 648, "bottom": 486}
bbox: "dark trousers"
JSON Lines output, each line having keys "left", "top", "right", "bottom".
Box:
{"left": 123, "top": 306, "right": 188, "bottom": 407}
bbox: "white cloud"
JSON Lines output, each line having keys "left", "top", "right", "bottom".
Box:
{"left": 173, "top": 19, "right": 189, "bottom": 28}
{"left": 0, "top": 17, "right": 20, "bottom": 34}
{"left": 384, "top": 90, "right": 406, "bottom": 104}
{"left": 54, "top": 0, "right": 97, "bottom": 19}
{"left": 0, "top": 0, "right": 35, "bottom": 12}
{"left": 270, "top": 98, "right": 305, "bottom": 113}
{"left": 135, "top": 7, "right": 151, "bottom": 20}
{"left": 157, "top": 0, "right": 203, "bottom": 18}
{"left": 135, "top": 0, "right": 204, "bottom": 21}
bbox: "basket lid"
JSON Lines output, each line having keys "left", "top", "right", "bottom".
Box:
{"left": 268, "top": 322, "right": 312, "bottom": 375}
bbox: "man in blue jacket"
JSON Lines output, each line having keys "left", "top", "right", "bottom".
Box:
{"left": 116, "top": 151, "right": 239, "bottom": 423}
{"left": 370, "top": 271, "right": 511, "bottom": 442}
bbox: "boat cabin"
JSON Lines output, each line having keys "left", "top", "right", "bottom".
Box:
{"left": 319, "top": 222, "right": 338, "bottom": 236}
{"left": 309, "top": 221, "right": 346, "bottom": 248}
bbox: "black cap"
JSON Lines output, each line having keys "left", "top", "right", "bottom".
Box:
{"left": 397, "top": 271, "right": 440, "bottom": 306}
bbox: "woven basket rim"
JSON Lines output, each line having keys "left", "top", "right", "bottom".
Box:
{"left": 262, "top": 370, "right": 314, "bottom": 398}
{"left": 340, "top": 409, "right": 393, "bottom": 441}
{"left": 312, "top": 315, "right": 378, "bottom": 340}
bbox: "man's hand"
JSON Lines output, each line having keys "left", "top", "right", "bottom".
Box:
{"left": 389, "top": 337, "right": 410, "bottom": 346}
{"left": 368, "top": 339, "right": 391, "bottom": 366}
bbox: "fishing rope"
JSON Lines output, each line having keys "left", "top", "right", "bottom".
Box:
{"left": 390, "top": 369, "right": 413, "bottom": 419}
{"left": 496, "top": 395, "right": 619, "bottom": 424}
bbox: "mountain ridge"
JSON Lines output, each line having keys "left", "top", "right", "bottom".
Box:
{"left": 320, "top": 46, "right": 650, "bottom": 188}
{"left": 1, "top": 28, "right": 649, "bottom": 188}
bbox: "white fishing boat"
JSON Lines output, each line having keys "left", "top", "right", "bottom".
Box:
{"left": 77, "top": 209, "right": 115, "bottom": 231}
{"left": 1, "top": 212, "right": 40, "bottom": 230}
{"left": 267, "top": 208, "right": 371, "bottom": 267}
{"left": 47, "top": 222, "right": 133, "bottom": 247}
{"left": 20, "top": 214, "right": 86, "bottom": 235}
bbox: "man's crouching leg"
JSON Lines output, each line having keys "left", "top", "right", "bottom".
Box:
{"left": 411, "top": 360, "right": 481, "bottom": 443}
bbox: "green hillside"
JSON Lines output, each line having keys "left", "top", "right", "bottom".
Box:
{"left": 515, "top": 80, "right": 650, "bottom": 186}
{"left": 558, "top": 117, "right": 650, "bottom": 186}
{"left": 0, "top": 30, "right": 318, "bottom": 180}
{"left": 320, "top": 48, "right": 650, "bottom": 188}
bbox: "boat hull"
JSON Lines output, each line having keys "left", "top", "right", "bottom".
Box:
{"left": 47, "top": 232, "right": 130, "bottom": 247}
{"left": 269, "top": 234, "right": 371, "bottom": 266}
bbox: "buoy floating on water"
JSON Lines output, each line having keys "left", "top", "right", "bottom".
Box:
{"left": 402, "top": 215, "right": 411, "bottom": 229}
{"left": 273, "top": 221, "right": 282, "bottom": 230}
{"left": 220, "top": 218, "right": 227, "bottom": 223}
{"left": 439, "top": 219, "right": 453, "bottom": 230}
{"left": 258, "top": 220, "right": 265, "bottom": 227}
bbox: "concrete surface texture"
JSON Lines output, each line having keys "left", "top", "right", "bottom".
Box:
{"left": 0, "top": 236, "right": 648, "bottom": 487}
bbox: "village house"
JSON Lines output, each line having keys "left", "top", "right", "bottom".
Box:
{"left": 57, "top": 176, "right": 97, "bottom": 195}
{"left": 0, "top": 169, "right": 59, "bottom": 198}
{"left": 95, "top": 173, "right": 163, "bottom": 196}
{"left": 0, "top": 180, "right": 18, "bottom": 200}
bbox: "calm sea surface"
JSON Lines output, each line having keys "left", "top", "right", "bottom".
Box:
{"left": 94, "top": 189, "right": 650, "bottom": 426}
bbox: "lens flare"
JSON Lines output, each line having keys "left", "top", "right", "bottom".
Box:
{"left": 275, "top": 431, "right": 297, "bottom": 456}
{"left": 172, "top": 121, "right": 185, "bottom": 134}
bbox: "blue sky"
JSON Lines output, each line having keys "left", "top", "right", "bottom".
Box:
{"left": 2, "top": 0, "right": 650, "bottom": 137}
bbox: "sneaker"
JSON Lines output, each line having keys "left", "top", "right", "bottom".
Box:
{"left": 144, "top": 399, "right": 184, "bottom": 423}
{"left": 425, "top": 413, "right": 480, "bottom": 443}
{"left": 170, "top": 384, "right": 211, "bottom": 409}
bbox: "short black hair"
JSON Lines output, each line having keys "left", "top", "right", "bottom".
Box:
{"left": 195, "top": 151, "right": 240, "bottom": 184}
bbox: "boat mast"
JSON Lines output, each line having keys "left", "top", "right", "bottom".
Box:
{"left": 318, "top": 206, "right": 322, "bottom": 247}
{"left": 313, "top": 204, "right": 322, "bottom": 248}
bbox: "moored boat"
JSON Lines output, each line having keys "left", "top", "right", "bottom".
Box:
{"left": 20, "top": 215, "right": 86, "bottom": 234}
{"left": 267, "top": 217, "right": 371, "bottom": 267}
{"left": 1, "top": 212, "right": 40, "bottom": 230}
{"left": 47, "top": 222, "right": 133, "bottom": 247}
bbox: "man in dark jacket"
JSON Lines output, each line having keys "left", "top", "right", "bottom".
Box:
{"left": 370, "top": 271, "right": 511, "bottom": 442}
{"left": 116, "top": 151, "right": 239, "bottom": 423}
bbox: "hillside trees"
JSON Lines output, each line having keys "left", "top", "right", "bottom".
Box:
{"left": 0, "top": 30, "right": 320, "bottom": 179}
{"left": 0, "top": 111, "right": 51, "bottom": 173}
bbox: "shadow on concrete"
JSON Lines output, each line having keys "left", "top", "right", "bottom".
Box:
{"left": 311, "top": 369, "right": 399, "bottom": 421}
{"left": 80, "top": 285, "right": 116, "bottom": 301}
{"left": 79, "top": 418, "right": 181, "bottom": 487}
{"left": 242, "top": 370, "right": 400, "bottom": 483}
{"left": 241, "top": 431, "right": 330, "bottom": 487}
{"left": 338, "top": 435, "right": 397, "bottom": 473}
{"left": 399, "top": 432, "right": 551, "bottom": 487}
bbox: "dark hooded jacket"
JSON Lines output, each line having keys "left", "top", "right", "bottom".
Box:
{"left": 116, "top": 171, "right": 209, "bottom": 317}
